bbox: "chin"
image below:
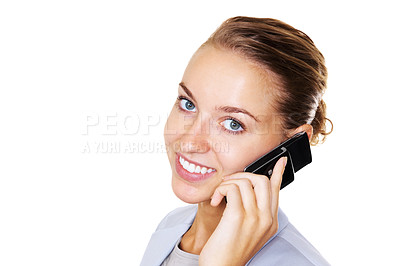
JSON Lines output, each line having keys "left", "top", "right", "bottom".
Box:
{"left": 171, "top": 176, "right": 212, "bottom": 204}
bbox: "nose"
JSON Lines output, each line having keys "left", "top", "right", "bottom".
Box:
{"left": 179, "top": 115, "right": 211, "bottom": 153}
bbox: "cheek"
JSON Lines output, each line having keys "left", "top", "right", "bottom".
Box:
{"left": 164, "top": 109, "right": 181, "bottom": 144}
{"left": 215, "top": 137, "right": 255, "bottom": 173}
{"left": 217, "top": 135, "right": 280, "bottom": 174}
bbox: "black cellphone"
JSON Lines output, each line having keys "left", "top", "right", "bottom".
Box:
{"left": 243, "top": 131, "right": 312, "bottom": 189}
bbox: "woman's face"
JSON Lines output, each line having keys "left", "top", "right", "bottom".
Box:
{"left": 164, "top": 46, "right": 285, "bottom": 204}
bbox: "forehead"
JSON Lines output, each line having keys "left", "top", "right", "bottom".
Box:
{"left": 181, "top": 46, "right": 279, "bottom": 122}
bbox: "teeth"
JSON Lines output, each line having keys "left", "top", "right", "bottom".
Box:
{"left": 188, "top": 163, "right": 195, "bottom": 173}
{"left": 179, "top": 156, "right": 215, "bottom": 174}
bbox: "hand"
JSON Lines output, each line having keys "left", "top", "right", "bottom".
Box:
{"left": 199, "top": 157, "right": 287, "bottom": 266}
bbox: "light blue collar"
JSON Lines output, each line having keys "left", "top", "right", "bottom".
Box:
{"left": 140, "top": 205, "right": 288, "bottom": 266}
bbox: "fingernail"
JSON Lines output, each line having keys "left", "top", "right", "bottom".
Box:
{"left": 280, "top": 157, "right": 287, "bottom": 175}
{"left": 282, "top": 156, "right": 288, "bottom": 167}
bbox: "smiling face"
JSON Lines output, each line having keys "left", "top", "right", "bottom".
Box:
{"left": 164, "top": 45, "right": 286, "bottom": 204}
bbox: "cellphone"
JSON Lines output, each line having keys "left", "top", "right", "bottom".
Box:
{"left": 243, "top": 131, "right": 312, "bottom": 189}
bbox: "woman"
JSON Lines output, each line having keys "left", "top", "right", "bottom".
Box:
{"left": 141, "top": 16, "right": 331, "bottom": 265}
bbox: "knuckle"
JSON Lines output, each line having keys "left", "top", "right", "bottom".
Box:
{"left": 256, "top": 174, "right": 270, "bottom": 187}
{"left": 261, "top": 215, "right": 274, "bottom": 229}
{"left": 255, "top": 173, "right": 267, "bottom": 181}
{"left": 221, "top": 183, "right": 239, "bottom": 192}
{"left": 234, "top": 178, "right": 253, "bottom": 188}
{"left": 249, "top": 174, "right": 264, "bottom": 185}
{"left": 229, "top": 183, "right": 240, "bottom": 191}
{"left": 242, "top": 178, "right": 253, "bottom": 188}
{"left": 246, "top": 212, "right": 259, "bottom": 225}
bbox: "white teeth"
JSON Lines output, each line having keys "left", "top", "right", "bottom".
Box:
{"left": 183, "top": 161, "right": 189, "bottom": 169}
{"left": 188, "top": 163, "right": 195, "bottom": 173}
{"left": 179, "top": 156, "right": 215, "bottom": 174}
{"left": 200, "top": 167, "right": 207, "bottom": 174}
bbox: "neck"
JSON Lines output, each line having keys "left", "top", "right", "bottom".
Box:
{"left": 179, "top": 199, "right": 226, "bottom": 255}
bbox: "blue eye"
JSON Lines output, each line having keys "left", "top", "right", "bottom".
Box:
{"left": 179, "top": 97, "right": 196, "bottom": 112}
{"left": 221, "top": 118, "right": 244, "bottom": 133}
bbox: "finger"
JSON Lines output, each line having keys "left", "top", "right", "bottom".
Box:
{"left": 220, "top": 178, "right": 257, "bottom": 213}
{"left": 270, "top": 156, "right": 287, "bottom": 214}
{"left": 224, "top": 172, "right": 270, "bottom": 212}
{"left": 211, "top": 183, "right": 243, "bottom": 211}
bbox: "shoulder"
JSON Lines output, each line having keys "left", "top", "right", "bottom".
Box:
{"left": 250, "top": 222, "right": 330, "bottom": 266}
{"left": 155, "top": 204, "right": 198, "bottom": 231}
{"left": 141, "top": 205, "right": 197, "bottom": 266}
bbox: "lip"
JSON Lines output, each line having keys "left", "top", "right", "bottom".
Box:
{"left": 175, "top": 153, "right": 216, "bottom": 182}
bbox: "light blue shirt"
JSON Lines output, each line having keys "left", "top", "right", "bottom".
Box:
{"left": 141, "top": 205, "right": 330, "bottom": 265}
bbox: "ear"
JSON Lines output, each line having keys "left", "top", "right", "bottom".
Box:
{"left": 289, "top": 124, "right": 313, "bottom": 142}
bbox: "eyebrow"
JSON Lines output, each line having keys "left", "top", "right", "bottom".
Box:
{"left": 216, "top": 106, "right": 261, "bottom": 123}
{"left": 179, "top": 82, "right": 260, "bottom": 123}
{"left": 179, "top": 82, "right": 196, "bottom": 102}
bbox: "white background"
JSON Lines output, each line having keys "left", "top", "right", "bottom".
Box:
{"left": 1, "top": 1, "right": 399, "bottom": 265}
